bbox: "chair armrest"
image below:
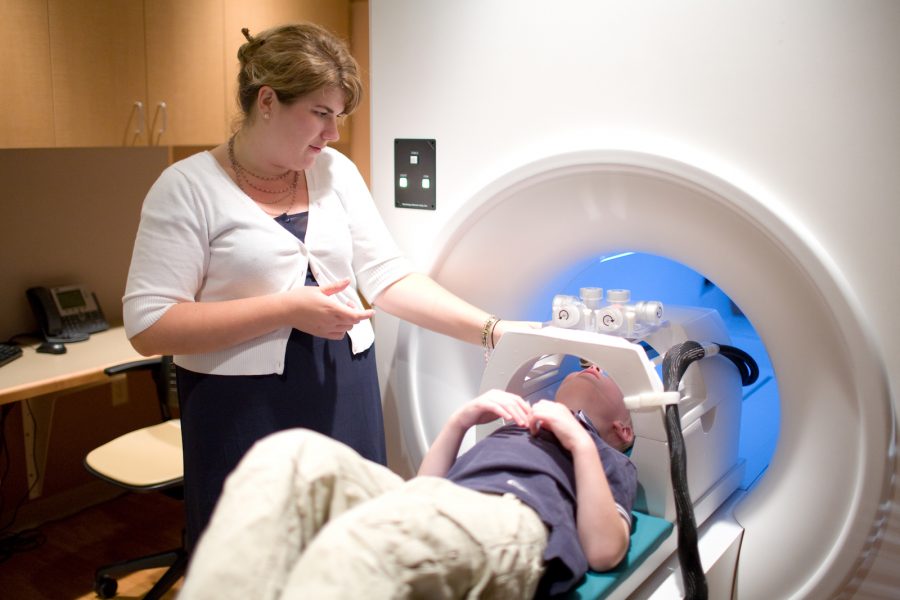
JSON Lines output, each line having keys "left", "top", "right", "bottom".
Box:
{"left": 104, "top": 357, "right": 163, "bottom": 377}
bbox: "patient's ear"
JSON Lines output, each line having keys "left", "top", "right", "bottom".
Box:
{"left": 612, "top": 420, "right": 635, "bottom": 450}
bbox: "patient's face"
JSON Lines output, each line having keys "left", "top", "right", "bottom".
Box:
{"left": 555, "top": 366, "right": 630, "bottom": 448}
{"left": 556, "top": 366, "right": 624, "bottom": 414}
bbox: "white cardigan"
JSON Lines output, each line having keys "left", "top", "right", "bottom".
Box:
{"left": 123, "top": 148, "right": 412, "bottom": 375}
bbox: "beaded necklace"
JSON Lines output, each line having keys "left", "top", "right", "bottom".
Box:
{"left": 227, "top": 134, "right": 299, "bottom": 215}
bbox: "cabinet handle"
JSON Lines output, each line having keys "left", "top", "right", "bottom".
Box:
{"left": 156, "top": 101, "right": 168, "bottom": 142}
{"left": 134, "top": 101, "right": 145, "bottom": 137}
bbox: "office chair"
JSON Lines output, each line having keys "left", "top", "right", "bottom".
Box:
{"left": 83, "top": 356, "right": 187, "bottom": 600}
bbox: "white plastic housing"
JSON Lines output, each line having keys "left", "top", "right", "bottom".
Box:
{"left": 370, "top": 3, "right": 899, "bottom": 597}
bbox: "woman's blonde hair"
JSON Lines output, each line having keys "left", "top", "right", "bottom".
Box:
{"left": 236, "top": 23, "right": 362, "bottom": 121}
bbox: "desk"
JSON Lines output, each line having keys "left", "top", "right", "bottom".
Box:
{"left": 0, "top": 326, "right": 148, "bottom": 498}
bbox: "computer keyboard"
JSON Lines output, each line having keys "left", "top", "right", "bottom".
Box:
{"left": 0, "top": 343, "right": 23, "bottom": 368}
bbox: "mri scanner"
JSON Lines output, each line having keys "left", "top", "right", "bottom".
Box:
{"left": 366, "top": 1, "right": 899, "bottom": 598}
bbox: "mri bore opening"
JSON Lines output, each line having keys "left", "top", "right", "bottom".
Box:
{"left": 523, "top": 250, "right": 779, "bottom": 490}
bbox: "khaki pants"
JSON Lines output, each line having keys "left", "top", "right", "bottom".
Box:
{"left": 181, "top": 429, "right": 547, "bottom": 600}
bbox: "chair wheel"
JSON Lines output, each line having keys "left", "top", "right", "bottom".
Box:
{"left": 94, "top": 576, "right": 118, "bottom": 599}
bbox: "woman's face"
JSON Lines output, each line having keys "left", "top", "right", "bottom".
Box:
{"left": 263, "top": 85, "right": 346, "bottom": 171}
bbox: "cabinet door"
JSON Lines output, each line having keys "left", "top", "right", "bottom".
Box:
{"left": 145, "top": 0, "right": 227, "bottom": 146}
{"left": 222, "top": 0, "right": 352, "bottom": 147}
{"left": 0, "top": 0, "right": 55, "bottom": 147}
{"left": 48, "top": 0, "right": 147, "bottom": 147}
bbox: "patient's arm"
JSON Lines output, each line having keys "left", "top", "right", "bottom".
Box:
{"left": 529, "top": 400, "right": 630, "bottom": 571}
{"left": 417, "top": 389, "right": 531, "bottom": 477}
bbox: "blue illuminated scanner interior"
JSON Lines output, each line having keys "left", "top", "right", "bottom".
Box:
{"left": 524, "top": 251, "right": 778, "bottom": 491}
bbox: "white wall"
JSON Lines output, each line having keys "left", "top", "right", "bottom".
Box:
{"left": 370, "top": 1, "right": 900, "bottom": 597}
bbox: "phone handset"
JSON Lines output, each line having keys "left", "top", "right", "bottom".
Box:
{"left": 26, "top": 285, "right": 109, "bottom": 343}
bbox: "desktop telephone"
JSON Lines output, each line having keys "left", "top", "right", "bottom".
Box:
{"left": 26, "top": 284, "right": 109, "bottom": 343}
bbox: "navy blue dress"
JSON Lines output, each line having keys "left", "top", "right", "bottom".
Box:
{"left": 177, "top": 211, "right": 385, "bottom": 548}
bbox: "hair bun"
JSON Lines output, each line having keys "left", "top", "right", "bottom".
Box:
{"left": 238, "top": 27, "right": 266, "bottom": 63}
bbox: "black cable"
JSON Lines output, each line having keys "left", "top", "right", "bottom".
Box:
{"left": 0, "top": 403, "right": 17, "bottom": 531}
{"left": 717, "top": 344, "right": 760, "bottom": 386}
{"left": 0, "top": 404, "right": 11, "bottom": 522}
{"left": 658, "top": 340, "right": 760, "bottom": 600}
{"left": 5, "top": 332, "right": 41, "bottom": 345}
{"left": 661, "top": 341, "right": 708, "bottom": 600}
{"left": 0, "top": 401, "right": 46, "bottom": 564}
{"left": 0, "top": 527, "right": 45, "bottom": 564}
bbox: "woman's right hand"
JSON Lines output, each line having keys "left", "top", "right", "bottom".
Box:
{"left": 130, "top": 279, "right": 374, "bottom": 356}
{"left": 284, "top": 278, "right": 375, "bottom": 339}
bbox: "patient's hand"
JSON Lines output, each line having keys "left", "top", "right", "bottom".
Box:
{"left": 452, "top": 389, "right": 532, "bottom": 430}
{"left": 420, "top": 390, "right": 532, "bottom": 478}
{"left": 529, "top": 399, "right": 592, "bottom": 452}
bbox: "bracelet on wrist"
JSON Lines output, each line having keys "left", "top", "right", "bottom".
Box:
{"left": 489, "top": 318, "right": 501, "bottom": 350}
{"left": 481, "top": 315, "right": 500, "bottom": 363}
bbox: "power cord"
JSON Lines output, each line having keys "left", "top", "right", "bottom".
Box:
{"left": 0, "top": 402, "right": 46, "bottom": 564}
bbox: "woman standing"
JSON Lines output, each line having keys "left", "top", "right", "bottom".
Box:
{"left": 123, "top": 23, "right": 521, "bottom": 547}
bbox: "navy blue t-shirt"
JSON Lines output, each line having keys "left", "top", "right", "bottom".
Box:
{"left": 446, "top": 417, "right": 637, "bottom": 597}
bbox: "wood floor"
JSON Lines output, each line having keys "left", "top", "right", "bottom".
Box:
{"left": 0, "top": 492, "right": 184, "bottom": 599}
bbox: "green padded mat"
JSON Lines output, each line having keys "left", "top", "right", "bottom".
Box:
{"left": 566, "top": 511, "right": 674, "bottom": 599}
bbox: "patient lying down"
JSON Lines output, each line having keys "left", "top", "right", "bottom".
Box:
{"left": 179, "top": 366, "right": 637, "bottom": 599}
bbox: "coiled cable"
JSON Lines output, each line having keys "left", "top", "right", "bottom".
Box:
{"left": 717, "top": 344, "right": 760, "bottom": 386}
{"left": 660, "top": 340, "right": 759, "bottom": 600}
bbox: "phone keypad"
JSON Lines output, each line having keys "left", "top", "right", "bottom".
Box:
{"left": 62, "top": 311, "right": 109, "bottom": 337}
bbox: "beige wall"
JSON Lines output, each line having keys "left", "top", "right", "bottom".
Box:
{"left": 0, "top": 148, "right": 169, "bottom": 342}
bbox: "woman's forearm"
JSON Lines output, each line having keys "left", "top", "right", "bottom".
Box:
{"left": 373, "top": 273, "right": 490, "bottom": 346}
{"left": 130, "top": 280, "right": 376, "bottom": 356}
{"left": 129, "top": 294, "right": 292, "bottom": 356}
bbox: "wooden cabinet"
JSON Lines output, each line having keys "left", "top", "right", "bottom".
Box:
{"left": 0, "top": 0, "right": 55, "bottom": 147}
{"left": 47, "top": 0, "right": 225, "bottom": 147}
{"left": 48, "top": 0, "right": 147, "bottom": 147}
{"left": 0, "top": 0, "right": 354, "bottom": 149}
{"left": 145, "top": 0, "right": 226, "bottom": 146}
